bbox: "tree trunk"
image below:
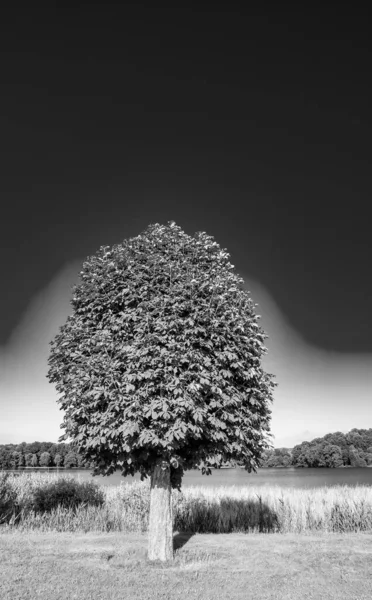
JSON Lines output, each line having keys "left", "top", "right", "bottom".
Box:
{"left": 148, "top": 459, "right": 173, "bottom": 561}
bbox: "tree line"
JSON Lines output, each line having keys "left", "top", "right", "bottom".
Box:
{"left": 1, "top": 428, "right": 371, "bottom": 471}
{"left": 259, "top": 428, "right": 372, "bottom": 468}
{"left": 0, "top": 441, "right": 93, "bottom": 470}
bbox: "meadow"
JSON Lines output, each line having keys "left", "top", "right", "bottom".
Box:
{"left": 1, "top": 472, "right": 372, "bottom": 599}
{"left": 1, "top": 471, "right": 372, "bottom": 534}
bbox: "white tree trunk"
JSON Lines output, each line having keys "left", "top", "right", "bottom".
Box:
{"left": 148, "top": 459, "right": 173, "bottom": 561}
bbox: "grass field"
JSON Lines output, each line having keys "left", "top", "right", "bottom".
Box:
{"left": 1, "top": 530, "right": 372, "bottom": 600}
{"left": 1, "top": 473, "right": 372, "bottom": 599}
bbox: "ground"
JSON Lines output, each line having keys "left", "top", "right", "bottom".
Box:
{"left": 1, "top": 531, "right": 372, "bottom": 600}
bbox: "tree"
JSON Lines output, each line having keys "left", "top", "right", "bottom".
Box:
{"left": 348, "top": 445, "right": 367, "bottom": 467}
{"left": 63, "top": 452, "right": 78, "bottom": 468}
{"left": 25, "top": 453, "right": 34, "bottom": 467}
{"left": 292, "top": 443, "right": 312, "bottom": 467}
{"left": 25, "top": 442, "right": 41, "bottom": 456}
{"left": 0, "top": 448, "right": 11, "bottom": 470}
{"left": 38, "top": 442, "right": 50, "bottom": 455}
{"left": 281, "top": 454, "right": 292, "bottom": 467}
{"left": 76, "top": 453, "right": 87, "bottom": 468}
{"left": 54, "top": 453, "right": 63, "bottom": 467}
{"left": 47, "top": 221, "right": 276, "bottom": 561}
{"left": 322, "top": 444, "right": 343, "bottom": 468}
{"left": 49, "top": 444, "right": 59, "bottom": 463}
{"left": 365, "top": 453, "right": 372, "bottom": 466}
{"left": 10, "top": 451, "right": 22, "bottom": 470}
{"left": 30, "top": 454, "right": 38, "bottom": 467}
{"left": 39, "top": 452, "right": 51, "bottom": 467}
{"left": 312, "top": 443, "right": 328, "bottom": 467}
{"left": 266, "top": 454, "right": 280, "bottom": 468}
{"left": 15, "top": 443, "right": 27, "bottom": 454}
{"left": 258, "top": 448, "right": 273, "bottom": 467}
{"left": 325, "top": 432, "right": 349, "bottom": 465}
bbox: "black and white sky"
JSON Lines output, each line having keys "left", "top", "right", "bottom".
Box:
{"left": 1, "top": 3, "right": 371, "bottom": 447}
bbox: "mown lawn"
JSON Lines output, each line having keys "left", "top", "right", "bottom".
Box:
{"left": 1, "top": 531, "right": 372, "bottom": 600}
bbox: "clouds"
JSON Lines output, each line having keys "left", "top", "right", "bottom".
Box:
{"left": 1, "top": 261, "right": 371, "bottom": 447}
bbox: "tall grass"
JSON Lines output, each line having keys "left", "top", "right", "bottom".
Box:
{"left": 1, "top": 471, "right": 371, "bottom": 534}
{"left": 180, "top": 484, "right": 372, "bottom": 533}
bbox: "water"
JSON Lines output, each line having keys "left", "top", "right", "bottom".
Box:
{"left": 7, "top": 467, "right": 372, "bottom": 489}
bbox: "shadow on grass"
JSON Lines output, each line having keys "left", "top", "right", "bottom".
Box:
{"left": 173, "top": 531, "right": 195, "bottom": 551}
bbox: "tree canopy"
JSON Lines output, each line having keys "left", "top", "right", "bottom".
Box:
{"left": 47, "top": 222, "right": 276, "bottom": 490}
{"left": 289, "top": 429, "right": 372, "bottom": 468}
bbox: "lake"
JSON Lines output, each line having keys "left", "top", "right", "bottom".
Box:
{"left": 8, "top": 467, "right": 372, "bottom": 489}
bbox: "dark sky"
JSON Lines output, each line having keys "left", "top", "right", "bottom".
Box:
{"left": 2, "top": 3, "right": 372, "bottom": 353}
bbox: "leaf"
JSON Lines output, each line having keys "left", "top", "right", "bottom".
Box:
{"left": 47, "top": 221, "right": 275, "bottom": 482}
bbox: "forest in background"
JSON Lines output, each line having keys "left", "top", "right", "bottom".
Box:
{"left": 0, "top": 428, "right": 371, "bottom": 470}
{"left": 0, "top": 441, "right": 92, "bottom": 470}
{"left": 259, "top": 428, "right": 372, "bottom": 468}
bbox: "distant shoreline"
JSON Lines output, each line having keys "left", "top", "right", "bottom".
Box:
{"left": 2, "top": 465, "right": 372, "bottom": 472}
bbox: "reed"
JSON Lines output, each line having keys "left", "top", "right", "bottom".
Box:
{"left": 1, "top": 471, "right": 371, "bottom": 534}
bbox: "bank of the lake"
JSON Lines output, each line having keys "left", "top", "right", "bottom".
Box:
{"left": 2, "top": 472, "right": 372, "bottom": 535}
{"left": 7, "top": 466, "right": 372, "bottom": 489}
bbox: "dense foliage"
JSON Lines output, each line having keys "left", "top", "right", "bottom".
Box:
{"left": 0, "top": 473, "right": 105, "bottom": 524}
{"left": 259, "top": 428, "right": 372, "bottom": 468}
{"left": 47, "top": 221, "right": 276, "bottom": 488}
{"left": 290, "top": 428, "right": 372, "bottom": 468}
{"left": 0, "top": 442, "right": 90, "bottom": 470}
{"left": 259, "top": 447, "right": 293, "bottom": 468}
{"left": 0, "top": 473, "right": 17, "bottom": 524}
{"left": 31, "top": 478, "right": 105, "bottom": 513}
